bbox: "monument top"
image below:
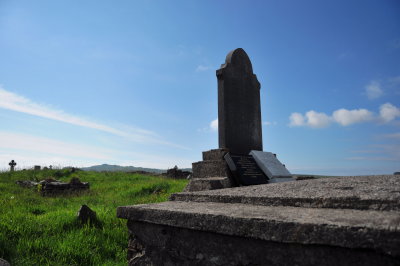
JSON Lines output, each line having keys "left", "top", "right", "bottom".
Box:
{"left": 218, "top": 48, "right": 254, "bottom": 76}
{"left": 216, "top": 48, "right": 263, "bottom": 155}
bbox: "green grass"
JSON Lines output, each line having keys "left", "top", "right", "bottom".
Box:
{"left": 0, "top": 169, "right": 188, "bottom": 265}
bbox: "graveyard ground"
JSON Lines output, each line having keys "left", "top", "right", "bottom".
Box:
{"left": 0, "top": 169, "right": 188, "bottom": 265}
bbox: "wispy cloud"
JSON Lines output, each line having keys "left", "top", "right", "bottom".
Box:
{"left": 0, "top": 86, "right": 187, "bottom": 149}
{"left": 0, "top": 131, "right": 194, "bottom": 169}
{"left": 365, "top": 80, "right": 383, "bottom": 99}
{"left": 289, "top": 103, "right": 400, "bottom": 128}
{"left": 381, "top": 132, "right": 400, "bottom": 139}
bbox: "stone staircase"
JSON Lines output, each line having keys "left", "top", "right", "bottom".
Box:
{"left": 184, "top": 148, "right": 234, "bottom": 191}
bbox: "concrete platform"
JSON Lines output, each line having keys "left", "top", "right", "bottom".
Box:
{"left": 117, "top": 175, "right": 400, "bottom": 265}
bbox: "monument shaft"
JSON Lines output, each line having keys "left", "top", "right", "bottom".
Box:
{"left": 217, "top": 48, "right": 263, "bottom": 155}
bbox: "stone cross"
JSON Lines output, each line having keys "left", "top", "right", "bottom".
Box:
{"left": 9, "top": 160, "right": 17, "bottom": 172}
{"left": 216, "top": 48, "right": 263, "bottom": 155}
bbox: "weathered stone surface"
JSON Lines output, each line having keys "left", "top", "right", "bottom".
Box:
{"left": 118, "top": 175, "right": 400, "bottom": 265}
{"left": 15, "top": 180, "right": 39, "bottom": 188}
{"left": 250, "top": 150, "right": 293, "bottom": 179}
{"left": 172, "top": 175, "right": 400, "bottom": 211}
{"left": 192, "top": 160, "right": 230, "bottom": 179}
{"left": 125, "top": 220, "right": 398, "bottom": 266}
{"left": 41, "top": 177, "right": 89, "bottom": 196}
{"left": 224, "top": 153, "right": 268, "bottom": 185}
{"left": 202, "top": 148, "right": 228, "bottom": 161}
{"left": 0, "top": 258, "right": 10, "bottom": 266}
{"left": 216, "top": 48, "right": 263, "bottom": 154}
{"left": 118, "top": 201, "right": 400, "bottom": 255}
{"left": 183, "top": 177, "right": 233, "bottom": 192}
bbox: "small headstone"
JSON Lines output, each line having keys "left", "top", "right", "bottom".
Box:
{"left": 249, "top": 151, "right": 294, "bottom": 183}
{"left": 34, "top": 165, "right": 41, "bottom": 171}
{"left": 8, "top": 160, "right": 16, "bottom": 172}
{"left": 77, "top": 204, "right": 97, "bottom": 224}
{"left": 224, "top": 153, "right": 268, "bottom": 186}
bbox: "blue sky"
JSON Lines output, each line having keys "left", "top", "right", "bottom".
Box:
{"left": 0, "top": 0, "right": 399, "bottom": 175}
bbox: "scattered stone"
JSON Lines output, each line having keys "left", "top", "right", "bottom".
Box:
{"left": 77, "top": 205, "right": 97, "bottom": 225}
{"left": 0, "top": 258, "right": 10, "bottom": 266}
{"left": 8, "top": 160, "right": 16, "bottom": 172}
{"left": 15, "top": 180, "right": 38, "bottom": 188}
{"left": 40, "top": 177, "right": 89, "bottom": 196}
{"left": 162, "top": 166, "right": 191, "bottom": 179}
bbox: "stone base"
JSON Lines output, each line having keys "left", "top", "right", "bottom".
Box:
{"left": 125, "top": 220, "right": 397, "bottom": 266}
{"left": 185, "top": 148, "right": 233, "bottom": 192}
{"left": 118, "top": 175, "right": 400, "bottom": 265}
{"left": 183, "top": 177, "right": 233, "bottom": 192}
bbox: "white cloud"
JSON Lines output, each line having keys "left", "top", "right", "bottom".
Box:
{"left": 365, "top": 81, "right": 383, "bottom": 99}
{"left": 289, "top": 111, "right": 331, "bottom": 128}
{"left": 332, "top": 108, "right": 374, "bottom": 126}
{"left": 289, "top": 103, "right": 399, "bottom": 128}
{"left": 289, "top": 112, "right": 305, "bottom": 127}
{"left": 0, "top": 86, "right": 186, "bottom": 149}
{"left": 379, "top": 103, "right": 400, "bottom": 123}
{"left": 305, "top": 111, "right": 331, "bottom": 128}
{"left": 210, "top": 118, "right": 218, "bottom": 131}
{"left": 196, "top": 65, "right": 213, "bottom": 72}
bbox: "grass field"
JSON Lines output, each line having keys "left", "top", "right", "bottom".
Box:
{"left": 0, "top": 169, "right": 188, "bottom": 265}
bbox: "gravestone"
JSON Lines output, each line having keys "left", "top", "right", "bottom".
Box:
{"left": 224, "top": 153, "right": 268, "bottom": 185}
{"left": 250, "top": 151, "right": 294, "bottom": 182}
{"left": 184, "top": 48, "right": 291, "bottom": 191}
{"left": 8, "top": 160, "right": 16, "bottom": 172}
{"left": 216, "top": 48, "right": 263, "bottom": 154}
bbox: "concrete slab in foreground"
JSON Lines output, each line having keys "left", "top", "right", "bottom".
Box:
{"left": 117, "top": 175, "right": 400, "bottom": 265}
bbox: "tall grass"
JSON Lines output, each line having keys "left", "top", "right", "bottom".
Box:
{"left": 0, "top": 169, "right": 188, "bottom": 265}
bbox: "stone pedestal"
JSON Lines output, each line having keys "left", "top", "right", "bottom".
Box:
{"left": 184, "top": 148, "right": 234, "bottom": 192}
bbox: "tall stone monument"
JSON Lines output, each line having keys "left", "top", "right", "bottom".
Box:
{"left": 217, "top": 48, "right": 263, "bottom": 154}
{"left": 184, "top": 48, "right": 291, "bottom": 192}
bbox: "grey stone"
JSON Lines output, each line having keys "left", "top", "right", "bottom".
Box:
{"left": 183, "top": 177, "right": 233, "bottom": 192}
{"left": 0, "top": 258, "right": 10, "bottom": 266}
{"left": 15, "top": 180, "right": 38, "bottom": 188}
{"left": 202, "top": 148, "right": 228, "bottom": 161}
{"left": 249, "top": 150, "right": 293, "bottom": 179}
{"left": 171, "top": 175, "right": 400, "bottom": 211}
{"left": 192, "top": 160, "right": 229, "bottom": 179}
{"left": 117, "top": 201, "right": 400, "bottom": 257}
{"left": 125, "top": 220, "right": 398, "bottom": 266}
{"left": 224, "top": 153, "right": 268, "bottom": 185}
{"left": 77, "top": 204, "right": 97, "bottom": 224}
{"left": 217, "top": 48, "right": 263, "bottom": 155}
{"left": 118, "top": 175, "right": 400, "bottom": 265}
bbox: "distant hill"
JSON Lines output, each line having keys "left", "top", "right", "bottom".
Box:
{"left": 81, "top": 164, "right": 191, "bottom": 174}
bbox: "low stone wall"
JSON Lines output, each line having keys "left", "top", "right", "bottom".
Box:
{"left": 118, "top": 175, "right": 400, "bottom": 266}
